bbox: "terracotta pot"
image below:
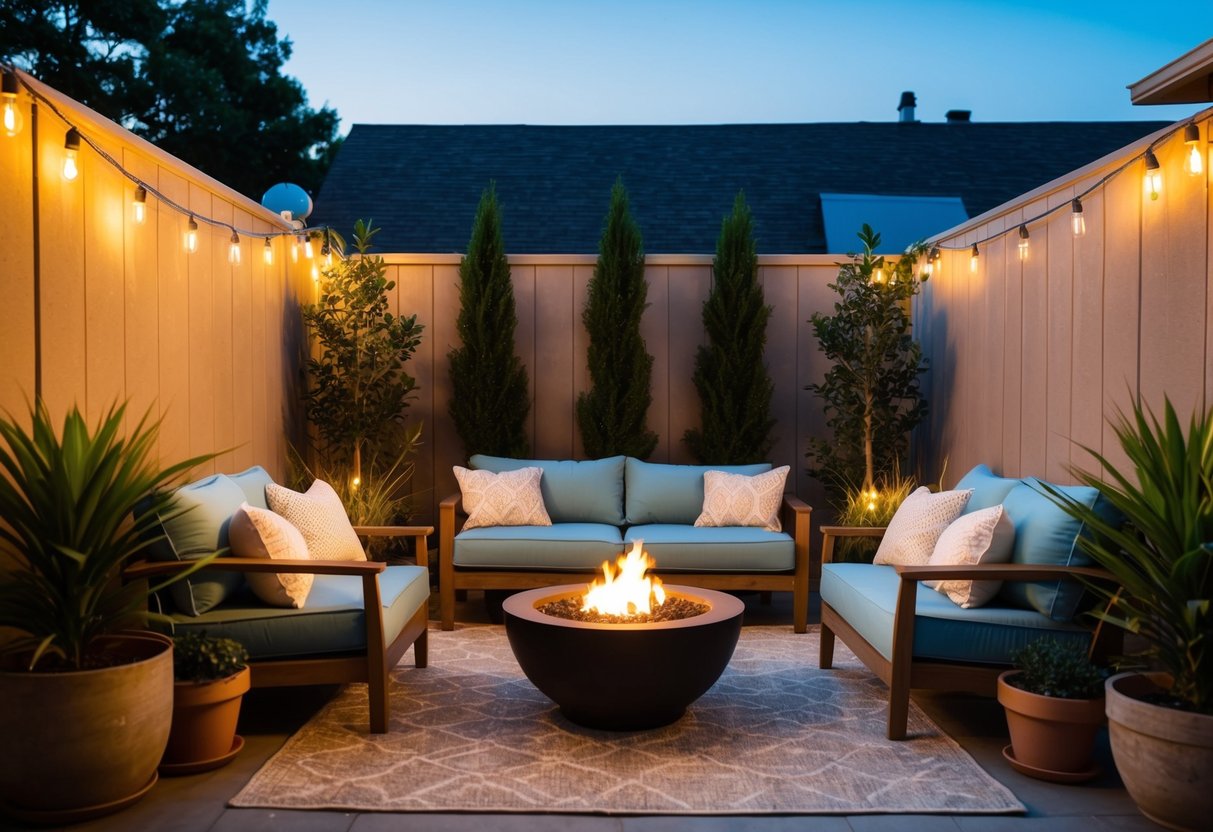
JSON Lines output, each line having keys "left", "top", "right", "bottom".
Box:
{"left": 1106, "top": 671, "right": 1213, "bottom": 832}
{"left": 0, "top": 631, "right": 173, "bottom": 813}
{"left": 161, "top": 666, "right": 251, "bottom": 766}
{"left": 997, "top": 670, "right": 1105, "bottom": 775}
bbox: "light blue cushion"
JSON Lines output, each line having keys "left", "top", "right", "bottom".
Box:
{"left": 229, "top": 465, "right": 275, "bottom": 510}
{"left": 955, "top": 464, "right": 1021, "bottom": 513}
{"left": 454, "top": 523, "right": 624, "bottom": 569}
{"left": 624, "top": 458, "right": 771, "bottom": 525}
{"left": 169, "top": 565, "right": 430, "bottom": 660}
{"left": 469, "top": 454, "right": 625, "bottom": 525}
{"left": 998, "top": 480, "right": 1119, "bottom": 620}
{"left": 625, "top": 525, "right": 794, "bottom": 571}
{"left": 150, "top": 474, "right": 248, "bottom": 616}
{"left": 820, "top": 563, "right": 1090, "bottom": 664}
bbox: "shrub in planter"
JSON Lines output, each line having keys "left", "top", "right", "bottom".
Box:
{"left": 161, "top": 632, "right": 251, "bottom": 772}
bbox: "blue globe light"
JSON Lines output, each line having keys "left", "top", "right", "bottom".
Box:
{"left": 261, "top": 182, "right": 313, "bottom": 220}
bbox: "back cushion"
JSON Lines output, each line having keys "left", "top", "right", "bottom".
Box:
{"left": 229, "top": 465, "right": 275, "bottom": 510}
{"left": 955, "top": 464, "right": 1021, "bottom": 513}
{"left": 625, "top": 458, "right": 771, "bottom": 525}
{"left": 998, "top": 479, "right": 1119, "bottom": 621}
{"left": 469, "top": 455, "right": 625, "bottom": 525}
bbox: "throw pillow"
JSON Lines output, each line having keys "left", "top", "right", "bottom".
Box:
{"left": 873, "top": 487, "right": 973, "bottom": 566}
{"left": 453, "top": 466, "right": 552, "bottom": 530}
{"left": 229, "top": 502, "right": 313, "bottom": 608}
{"left": 265, "top": 479, "right": 366, "bottom": 561}
{"left": 694, "top": 466, "right": 790, "bottom": 531}
{"left": 924, "top": 505, "right": 1016, "bottom": 608}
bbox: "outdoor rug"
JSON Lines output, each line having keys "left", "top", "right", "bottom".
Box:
{"left": 231, "top": 625, "right": 1024, "bottom": 815}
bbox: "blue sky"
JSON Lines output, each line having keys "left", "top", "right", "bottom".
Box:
{"left": 269, "top": 0, "right": 1213, "bottom": 131}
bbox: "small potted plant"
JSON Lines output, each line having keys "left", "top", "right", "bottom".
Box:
{"left": 997, "top": 637, "right": 1106, "bottom": 782}
{"left": 160, "top": 631, "right": 251, "bottom": 774}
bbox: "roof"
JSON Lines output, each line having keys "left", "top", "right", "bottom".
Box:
{"left": 819, "top": 193, "right": 969, "bottom": 253}
{"left": 1129, "top": 37, "right": 1213, "bottom": 104}
{"left": 312, "top": 121, "right": 1170, "bottom": 254}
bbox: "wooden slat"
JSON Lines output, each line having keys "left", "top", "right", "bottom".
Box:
{"left": 155, "top": 168, "right": 191, "bottom": 470}
{"left": 396, "top": 264, "right": 434, "bottom": 523}
{"left": 431, "top": 263, "right": 461, "bottom": 509}
{"left": 0, "top": 96, "right": 36, "bottom": 425}
{"left": 1070, "top": 178, "right": 1106, "bottom": 475}
{"left": 230, "top": 207, "right": 254, "bottom": 472}
{"left": 642, "top": 265, "right": 670, "bottom": 461}
{"left": 248, "top": 217, "right": 269, "bottom": 468}
{"left": 1002, "top": 208, "right": 1025, "bottom": 477}
{"left": 763, "top": 265, "right": 798, "bottom": 472}
{"left": 1045, "top": 190, "right": 1074, "bottom": 483}
{"left": 533, "top": 265, "right": 574, "bottom": 459}
{"left": 571, "top": 264, "right": 593, "bottom": 456}
{"left": 1018, "top": 198, "right": 1050, "bottom": 477}
{"left": 122, "top": 149, "right": 160, "bottom": 451}
{"left": 1101, "top": 157, "right": 1143, "bottom": 476}
{"left": 210, "top": 198, "right": 235, "bottom": 473}
{"left": 512, "top": 265, "right": 537, "bottom": 453}
{"left": 666, "top": 265, "right": 710, "bottom": 464}
{"left": 187, "top": 184, "right": 216, "bottom": 474}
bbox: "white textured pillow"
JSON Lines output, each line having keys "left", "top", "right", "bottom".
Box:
{"left": 454, "top": 466, "right": 552, "bottom": 530}
{"left": 925, "top": 505, "right": 1016, "bottom": 608}
{"left": 265, "top": 480, "right": 366, "bottom": 561}
{"left": 228, "top": 502, "right": 313, "bottom": 608}
{"left": 695, "top": 466, "right": 790, "bottom": 531}
{"left": 873, "top": 487, "right": 973, "bottom": 566}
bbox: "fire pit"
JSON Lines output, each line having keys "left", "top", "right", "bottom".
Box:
{"left": 503, "top": 542, "right": 743, "bottom": 730}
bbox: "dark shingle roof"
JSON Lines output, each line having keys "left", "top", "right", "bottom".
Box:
{"left": 312, "top": 122, "right": 1169, "bottom": 254}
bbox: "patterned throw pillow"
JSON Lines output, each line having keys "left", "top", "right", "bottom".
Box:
{"left": 694, "top": 466, "right": 790, "bottom": 531}
{"left": 265, "top": 480, "right": 366, "bottom": 561}
{"left": 924, "top": 505, "right": 1016, "bottom": 608}
{"left": 229, "top": 502, "right": 314, "bottom": 608}
{"left": 873, "top": 487, "right": 973, "bottom": 566}
{"left": 453, "top": 466, "right": 552, "bottom": 530}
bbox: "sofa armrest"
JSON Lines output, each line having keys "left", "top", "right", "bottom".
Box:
{"left": 820, "top": 525, "right": 888, "bottom": 565}
{"left": 781, "top": 494, "right": 812, "bottom": 573}
{"left": 123, "top": 557, "right": 386, "bottom": 581}
{"left": 353, "top": 525, "right": 434, "bottom": 571}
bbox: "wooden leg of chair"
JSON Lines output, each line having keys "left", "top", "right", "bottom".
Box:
{"left": 414, "top": 627, "right": 428, "bottom": 668}
{"left": 793, "top": 584, "right": 808, "bottom": 634}
{"left": 819, "top": 622, "right": 835, "bottom": 669}
{"left": 886, "top": 677, "right": 910, "bottom": 741}
{"left": 440, "top": 585, "right": 455, "bottom": 631}
{"left": 886, "top": 576, "right": 917, "bottom": 741}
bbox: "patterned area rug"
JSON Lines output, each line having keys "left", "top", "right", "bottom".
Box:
{"left": 231, "top": 625, "right": 1023, "bottom": 815}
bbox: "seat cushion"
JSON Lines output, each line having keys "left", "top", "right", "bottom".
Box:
{"left": 229, "top": 465, "right": 275, "bottom": 510}
{"left": 168, "top": 565, "right": 430, "bottom": 660}
{"left": 820, "top": 563, "right": 1090, "bottom": 665}
{"left": 453, "top": 523, "right": 624, "bottom": 569}
{"left": 470, "top": 454, "right": 626, "bottom": 525}
{"left": 625, "top": 458, "right": 771, "bottom": 525}
{"left": 625, "top": 524, "right": 794, "bottom": 571}
{"left": 955, "top": 464, "right": 1021, "bottom": 513}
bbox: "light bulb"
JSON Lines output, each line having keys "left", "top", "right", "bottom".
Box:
{"left": 922, "top": 260, "right": 933, "bottom": 278}
{"left": 185, "top": 216, "right": 198, "bottom": 254}
{"left": 873, "top": 267, "right": 885, "bottom": 284}
{"left": 62, "top": 128, "right": 80, "bottom": 180}
{"left": 291, "top": 238, "right": 300, "bottom": 263}
{"left": 969, "top": 244, "right": 979, "bottom": 273}
{"left": 133, "top": 185, "right": 147, "bottom": 224}
{"left": 1071, "top": 199, "right": 1085, "bottom": 237}
{"left": 1017, "top": 225, "right": 1029, "bottom": 260}
{"left": 927, "top": 246, "right": 940, "bottom": 276}
{"left": 321, "top": 242, "right": 332, "bottom": 268}
{"left": 311, "top": 263, "right": 319, "bottom": 282}
{"left": 303, "top": 236, "right": 314, "bottom": 259}
{"left": 228, "top": 231, "right": 241, "bottom": 265}
{"left": 1143, "top": 149, "right": 1161, "bottom": 201}
{"left": 351, "top": 475, "right": 361, "bottom": 489}
{"left": 1184, "top": 123, "right": 1203, "bottom": 177}
{"left": 1, "top": 71, "right": 22, "bottom": 137}
{"left": 263, "top": 238, "right": 274, "bottom": 265}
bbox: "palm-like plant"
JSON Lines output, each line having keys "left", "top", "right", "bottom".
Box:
{"left": 1042, "top": 396, "right": 1213, "bottom": 713}
{"left": 0, "top": 401, "right": 214, "bottom": 671}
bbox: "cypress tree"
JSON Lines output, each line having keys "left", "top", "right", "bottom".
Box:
{"left": 448, "top": 184, "right": 530, "bottom": 458}
{"left": 684, "top": 192, "right": 776, "bottom": 464}
{"left": 577, "top": 179, "right": 658, "bottom": 459}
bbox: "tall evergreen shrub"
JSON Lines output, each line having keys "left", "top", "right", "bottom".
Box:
{"left": 448, "top": 185, "right": 531, "bottom": 458}
{"left": 684, "top": 192, "right": 775, "bottom": 463}
{"left": 577, "top": 179, "right": 657, "bottom": 459}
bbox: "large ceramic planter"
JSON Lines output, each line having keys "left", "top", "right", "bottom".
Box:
{"left": 0, "top": 631, "right": 173, "bottom": 820}
{"left": 161, "top": 666, "right": 251, "bottom": 773}
{"left": 1106, "top": 671, "right": 1213, "bottom": 832}
{"left": 997, "top": 670, "right": 1105, "bottom": 782}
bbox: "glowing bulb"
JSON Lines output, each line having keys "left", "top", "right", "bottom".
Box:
{"left": 303, "top": 236, "right": 314, "bottom": 259}
{"left": 351, "top": 476, "right": 361, "bottom": 489}
{"left": 873, "top": 267, "right": 885, "bottom": 284}
{"left": 62, "top": 128, "right": 80, "bottom": 180}
{"left": 228, "top": 231, "right": 241, "bottom": 265}
{"left": 926, "top": 246, "right": 940, "bottom": 277}
{"left": 321, "top": 242, "right": 332, "bottom": 268}
{"left": 133, "top": 185, "right": 147, "bottom": 224}
{"left": 291, "top": 238, "right": 300, "bottom": 263}
{"left": 1, "top": 71, "right": 22, "bottom": 137}
{"left": 1184, "top": 123, "right": 1203, "bottom": 177}
{"left": 1143, "top": 149, "right": 1161, "bottom": 201}
{"left": 185, "top": 216, "right": 198, "bottom": 254}
{"left": 263, "top": 238, "right": 274, "bottom": 265}
{"left": 1017, "top": 224, "right": 1029, "bottom": 260}
{"left": 1071, "top": 199, "right": 1085, "bottom": 238}
{"left": 969, "top": 244, "right": 979, "bottom": 273}
{"left": 311, "top": 263, "right": 319, "bottom": 282}
{"left": 922, "top": 260, "right": 933, "bottom": 277}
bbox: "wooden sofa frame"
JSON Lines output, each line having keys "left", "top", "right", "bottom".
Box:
{"left": 817, "top": 525, "right": 1122, "bottom": 740}
{"left": 439, "top": 494, "right": 812, "bottom": 633}
{"left": 124, "top": 525, "right": 432, "bottom": 734}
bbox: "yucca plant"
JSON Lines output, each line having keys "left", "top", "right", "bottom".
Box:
{"left": 1042, "top": 396, "right": 1213, "bottom": 713}
{"left": 0, "top": 401, "right": 215, "bottom": 671}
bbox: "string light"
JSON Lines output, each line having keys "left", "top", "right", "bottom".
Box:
{"left": 1, "top": 71, "right": 22, "bottom": 137}
{"left": 228, "top": 231, "right": 241, "bottom": 265}
{"left": 1017, "top": 224, "right": 1030, "bottom": 260}
{"left": 185, "top": 216, "right": 198, "bottom": 254}
{"left": 321, "top": 231, "right": 333, "bottom": 268}
{"left": 1184, "top": 123, "right": 1203, "bottom": 177}
{"left": 133, "top": 185, "right": 147, "bottom": 224}
{"left": 873, "top": 266, "right": 885, "bottom": 284}
{"left": 1071, "top": 198, "right": 1085, "bottom": 237}
{"left": 926, "top": 245, "right": 940, "bottom": 277}
{"left": 264, "top": 237, "right": 274, "bottom": 265}
{"left": 62, "top": 128, "right": 80, "bottom": 180}
{"left": 1143, "top": 149, "right": 1162, "bottom": 200}
{"left": 969, "top": 243, "right": 979, "bottom": 273}
{"left": 303, "top": 235, "right": 314, "bottom": 259}
{"left": 291, "top": 237, "right": 300, "bottom": 263}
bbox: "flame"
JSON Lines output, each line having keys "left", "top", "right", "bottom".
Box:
{"left": 581, "top": 540, "right": 665, "bottom": 617}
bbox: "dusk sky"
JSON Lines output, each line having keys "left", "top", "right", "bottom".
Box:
{"left": 269, "top": 0, "right": 1213, "bottom": 132}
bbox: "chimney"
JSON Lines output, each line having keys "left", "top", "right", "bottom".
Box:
{"left": 898, "top": 91, "right": 917, "bottom": 123}
{"left": 946, "top": 109, "right": 972, "bottom": 123}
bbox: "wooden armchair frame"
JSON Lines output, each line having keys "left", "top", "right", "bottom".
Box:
{"left": 439, "top": 494, "right": 812, "bottom": 633}
{"left": 818, "top": 525, "right": 1121, "bottom": 740}
{"left": 125, "top": 524, "right": 432, "bottom": 734}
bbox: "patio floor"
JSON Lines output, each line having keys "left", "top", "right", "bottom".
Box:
{"left": 51, "top": 592, "right": 1161, "bottom": 832}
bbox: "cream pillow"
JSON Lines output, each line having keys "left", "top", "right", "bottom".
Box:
{"left": 228, "top": 502, "right": 313, "bottom": 608}
{"left": 265, "top": 479, "right": 366, "bottom": 561}
{"left": 695, "top": 466, "right": 790, "bottom": 531}
{"left": 872, "top": 487, "right": 973, "bottom": 566}
{"left": 453, "top": 466, "right": 552, "bottom": 530}
{"left": 925, "top": 505, "right": 1016, "bottom": 608}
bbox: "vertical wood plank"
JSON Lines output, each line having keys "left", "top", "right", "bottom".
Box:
{"left": 156, "top": 170, "right": 191, "bottom": 471}
{"left": 1045, "top": 190, "right": 1075, "bottom": 483}
{"left": 248, "top": 218, "right": 270, "bottom": 468}
{"left": 0, "top": 95, "right": 37, "bottom": 424}
{"left": 797, "top": 264, "right": 835, "bottom": 520}
{"left": 1071, "top": 179, "right": 1106, "bottom": 478}
{"left": 980, "top": 219, "right": 1007, "bottom": 478}
{"left": 1019, "top": 198, "right": 1050, "bottom": 477}
{"left": 642, "top": 265, "right": 671, "bottom": 462}
{"left": 397, "top": 264, "right": 434, "bottom": 522}
{"left": 122, "top": 149, "right": 159, "bottom": 451}
{"left": 83, "top": 135, "right": 126, "bottom": 423}
{"left": 534, "top": 265, "right": 575, "bottom": 459}
{"left": 210, "top": 200, "right": 235, "bottom": 472}
{"left": 1102, "top": 159, "right": 1143, "bottom": 476}
{"left": 666, "top": 265, "right": 710, "bottom": 464}
{"left": 187, "top": 185, "right": 216, "bottom": 473}
{"left": 571, "top": 264, "right": 593, "bottom": 456}
{"left": 432, "top": 263, "right": 461, "bottom": 506}
{"left": 230, "top": 208, "right": 254, "bottom": 472}
{"left": 512, "top": 265, "right": 537, "bottom": 454}
{"left": 763, "top": 265, "right": 799, "bottom": 473}
{"left": 1002, "top": 209, "right": 1025, "bottom": 478}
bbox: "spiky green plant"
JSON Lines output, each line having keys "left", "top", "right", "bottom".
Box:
{"left": 1042, "top": 396, "right": 1213, "bottom": 713}
{"left": 832, "top": 468, "right": 919, "bottom": 563}
{"left": 0, "top": 401, "right": 216, "bottom": 671}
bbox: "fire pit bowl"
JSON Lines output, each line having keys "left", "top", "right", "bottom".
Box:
{"left": 503, "top": 584, "right": 743, "bottom": 730}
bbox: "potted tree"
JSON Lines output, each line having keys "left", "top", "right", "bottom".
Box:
{"left": 160, "top": 632, "right": 251, "bottom": 774}
{"left": 1043, "top": 397, "right": 1212, "bottom": 831}
{"left": 0, "top": 401, "right": 215, "bottom": 821}
{"left": 997, "top": 638, "right": 1106, "bottom": 782}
